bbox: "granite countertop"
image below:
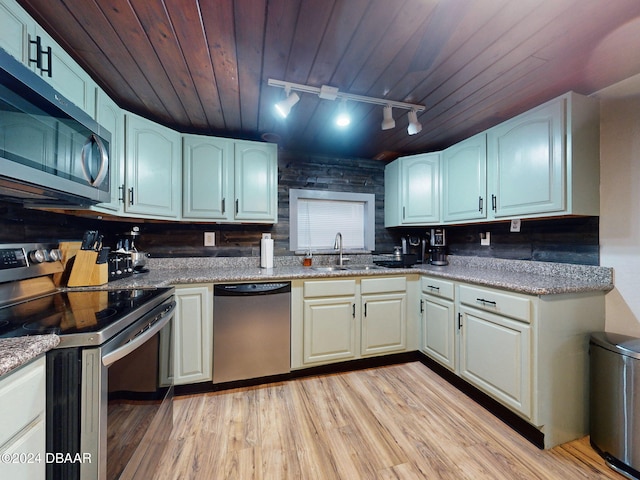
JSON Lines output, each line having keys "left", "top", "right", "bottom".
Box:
{"left": 0, "top": 335, "right": 59, "bottom": 378}
{"left": 106, "top": 255, "right": 614, "bottom": 296}
{"left": 0, "top": 255, "right": 613, "bottom": 378}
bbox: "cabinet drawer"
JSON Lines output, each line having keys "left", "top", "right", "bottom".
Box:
{"left": 458, "top": 285, "right": 531, "bottom": 323}
{"left": 421, "top": 277, "right": 454, "bottom": 299}
{"left": 361, "top": 276, "right": 406, "bottom": 294}
{"left": 304, "top": 279, "right": 357, "bottom": 298}
{"left": 0, "top": 356, "right": 45, "bottom": 448}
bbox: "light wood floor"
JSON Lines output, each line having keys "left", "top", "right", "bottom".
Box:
{"left": 154, "top": 362, "right": 623, "bottom": 479}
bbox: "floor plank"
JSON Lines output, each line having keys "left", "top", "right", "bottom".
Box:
{"left": 154, "top": 362, "right": 624, "bottom": 479}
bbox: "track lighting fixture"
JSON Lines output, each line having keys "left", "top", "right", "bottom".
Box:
{"left": 407, "top": 109, "right": 422, "bottom": 135}
{"left": 274, "top": 87, "right": 300, "bottom": 118}
{"left": 381, "top": 104, "right": 395, "bottom": 130}
{"left": 267, "top": 78, "right": 425, "bottom": 135}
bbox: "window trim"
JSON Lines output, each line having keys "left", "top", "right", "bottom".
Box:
{"left": 289, "top": 189, "right": 376, "bottom": 253}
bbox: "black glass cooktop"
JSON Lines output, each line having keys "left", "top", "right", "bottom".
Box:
{"left": 0, "top": 288, "right": 173, "bottom": 343}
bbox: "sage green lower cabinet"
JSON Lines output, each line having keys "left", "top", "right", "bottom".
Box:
{"left": 459, "top": 301, "right": 532, "bottom": 418}
{"left": 420, "top": 275, "right": 605, "bottom": 448}
{"left": 420, "top": 277, "right": 456, "bottom": 371}
{"left": 360, "top": 276, "right": 407, "bottom": 356}
{"left": 301, "top": 279, "right": 358, "bottom": 365}
{"left": 0, "top": 356, "right": 46, "bottom": 480}
{"left": 173, "top": 284, "right": 213, "bottom": 385}
{"left": 292, "top": 276, "right": 410, "bottom": 369}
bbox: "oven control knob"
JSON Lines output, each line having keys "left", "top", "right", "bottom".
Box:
{"left": 48, "top": 249, "right": 62, "bottom": 262}
{"left": 29, "top": 249, "right": 47, "bottom": 263}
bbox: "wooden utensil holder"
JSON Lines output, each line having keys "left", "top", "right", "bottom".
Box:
{"left": 67, "top": 250, "right": 108, "bottom": 287}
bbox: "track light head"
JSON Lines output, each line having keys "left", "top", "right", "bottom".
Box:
{"left": 274, "top": 89, "right": 300, "bottom": 118}
{"left": 407, "top": 109, "right": 422, "bottom": 135}
{"left": 335, "top": 99, "right": 351, "bottom": 127}
{"left": 381, "top": 105, "right": 395, "bottom": 130}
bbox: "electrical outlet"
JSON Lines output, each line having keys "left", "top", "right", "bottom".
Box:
{"left": 510, "top": 219, "right": 521, "bottom": 232}
{"left": 204, "top": 232, "right": 216, "bottom": 246}
{"left": 480, "top": 232, "right": 491, "bottom": 246}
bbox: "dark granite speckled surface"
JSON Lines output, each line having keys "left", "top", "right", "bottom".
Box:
{"left": 1, "top": 255, "right": 612, "bottom": 377}
{"left": 106, "top": 254, "right": 613, "bottom": 295}
{"left": 0, "top": 335, "right": 59, "bottom": 377}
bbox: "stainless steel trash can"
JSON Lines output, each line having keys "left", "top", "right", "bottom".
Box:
{"left": 590, "top": 332, "right": 640, "bottom": 479}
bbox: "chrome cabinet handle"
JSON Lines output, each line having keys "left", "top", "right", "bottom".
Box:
{"left": 118, "top": 185, "right": 125, "bottom": 203}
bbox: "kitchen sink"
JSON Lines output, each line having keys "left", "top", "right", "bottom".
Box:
{"left": 311, "top": 265, "right": 387, "bottom": 272}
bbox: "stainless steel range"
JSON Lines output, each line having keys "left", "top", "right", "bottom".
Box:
{"left": 0, "top": 243, "right": 175, "bottom": 480}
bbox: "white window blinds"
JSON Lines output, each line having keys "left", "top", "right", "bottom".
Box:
{"left": 289, "top": 189, "right": 375, "bottom": 252}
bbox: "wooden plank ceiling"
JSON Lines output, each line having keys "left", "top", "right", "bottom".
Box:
{"left": 17, "top": 0, "right": 640, "bottom": 160}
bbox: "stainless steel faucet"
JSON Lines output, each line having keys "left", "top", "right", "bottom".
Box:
{"left": 334, "top": 232, "right": 343, "bottom": 266}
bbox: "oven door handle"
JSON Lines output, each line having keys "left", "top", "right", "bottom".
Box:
{"left": 102, "top": 302, "right": 175, "bottom": 367}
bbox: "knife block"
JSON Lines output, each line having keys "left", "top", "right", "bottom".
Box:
{"left": 67, "top": 250, "right": 108, "bottom": 287}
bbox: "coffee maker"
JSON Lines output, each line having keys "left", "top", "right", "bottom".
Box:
{"left": 401, "top": 235, "right": 428, "bottom": 264}
{"left": 429, "top": 228, "right": 448, "bottom": 265}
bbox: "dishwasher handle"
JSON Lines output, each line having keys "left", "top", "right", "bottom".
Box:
{"left": 214, "top": 282, "right": 291, "bottom": 296}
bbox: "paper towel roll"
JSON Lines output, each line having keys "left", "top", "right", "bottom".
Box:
{"left": 260, "top": 238, "right": 274, "bottom": 268}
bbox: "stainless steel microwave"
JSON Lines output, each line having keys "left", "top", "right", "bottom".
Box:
{"left": 0, "top": 47, "right": 110, "bottom": 206}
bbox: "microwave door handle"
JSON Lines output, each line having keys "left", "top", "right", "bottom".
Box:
{"left": 101, "top": 304, "right": 175, "bottom": 367}
{"left": 81, "top": 134, "right": 109, "bottom": 187}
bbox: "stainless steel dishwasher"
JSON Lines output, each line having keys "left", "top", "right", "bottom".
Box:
{"left": 213, "top": 282, "right": 291, "bottom": 383}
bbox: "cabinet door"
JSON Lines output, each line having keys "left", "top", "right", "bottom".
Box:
{"left": 361, "top": 293, "right": 406, "bottom": 356}
{"left": 384, "top": 159, "right": 401, "bottom": 227}
{"left": 35, "top": 27, "right": 97, "bottom": 117}
{"left": 487, "top": 99, "right": 564, "bottom": 218}
{"left": 173, "top": 284, "right": 213, "bottom": 385}
{"left": 459, "top": 305, "right": 531, "bottom": 418}
{"left": 234, "top": 141, "right": 277, "bottom": 222}
{"left": 400, "top": 153, "right": 440, "bottom": 224}
{"left": 125, "top": 114, "right": 181, "bottom": 218}
{"left": 182, "top": 135, "right": 232, "bottom": 220}
{"left": 0, "top": 0, "right": 35, "bottom": 65}
{"left": 442, "top": 133, "right": 487, "bottom": 222}
{"left": 303, "top": 296, "right": 357, "bottom": 365}
{"left": 1, "top": 419, "right": 46, "bottom": 480}
{"left": 421, "top": 293, "right": 456, "bottom": 371}
{"left": 94, "top": 90, "right": 124, "bottom": 212}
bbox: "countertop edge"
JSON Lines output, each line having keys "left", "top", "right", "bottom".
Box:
{"left": 0, "top": 335, "right": 59, "bottom": 378}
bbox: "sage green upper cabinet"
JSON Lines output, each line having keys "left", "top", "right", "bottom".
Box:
{"left": 234, "top": 140, "right": 278, "bottom": 222}
{"left": 487, "top": 92, "right": 599, "bottom": 219}
{"left": 182, "top": 135, "right": 232, "bottom": 220}
{"left": 0, "top": 0, "right": 35, "bottom": 65}
{"left": 35, "top": 27, "right": 97, "bottom": 117}
{"left": 94, "top": 89, "right": 124, "bottom": 212}
{"left": 384, "top": 152, "right": 440, "bottom": 227}
{"left": 125, "top": 113, "right": 181, "bottom": 218}
{"left": 442, "top": 133, "right": 487, "bottom": 223}
{"left": 0, "top": 1, "right": 97, "bottom": 117}
{"left": 182, "top": 137, "right": 277, "bottom": 223}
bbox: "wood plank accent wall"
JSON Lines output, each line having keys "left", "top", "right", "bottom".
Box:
{"left": 0, "top": 149, "right": 598, "bottom": 265}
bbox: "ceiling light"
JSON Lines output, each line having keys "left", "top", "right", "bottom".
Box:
{"left": 407, "top": 109, "right": 422, "bottom": 135}
{"left": 381, "top": 105, "right": 395, "bottom": 130}
{"left": 335, "top": 100, "right": 351, "bottom": 127}
{"left": 267, "top": 78, "right": 425, "bottom": 135}
{"left": 274, "top": 88, "right": 300, "bottom": 118}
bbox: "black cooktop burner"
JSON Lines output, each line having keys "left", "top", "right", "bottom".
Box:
{"left": 0, "top": 288, "right": 172, "bottom": 342}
